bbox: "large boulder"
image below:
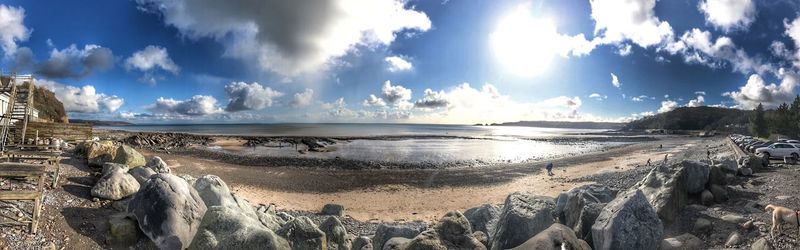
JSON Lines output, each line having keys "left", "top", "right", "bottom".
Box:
{"left": 555, "top": 184, "right": 616, "bottom": 230}
{"left": 404, "top": 211, "right": 485, "bottom": 250}
{"left": 739, "top": 155, "right": 765, "bottom": 171}
{"left": 463, "top": 204, "right": 500, "bottom": 238}
{"left": 591, "top": 189, "right": 663, "bottom": 250}
{"left": 91, "top": 163, "right": 140, "bottom": 200}
{"left": 661, "top": 233, "right": 703, "bottom": 250}
{"left": 352, "top": 236, "right": 372, "bottom": 250}
{"left": 321, "top": 204, "right": 345, "bottom": 217}
{"left": 114, "top": 145, "right": 146, "bottom": 168}
{"left": 383, "top": 237, "right": 412, "bottom": 250}
{"left": 682, "top": 161, "right": 710, "bottom": 194}
{"left": 106, "top": 213, "right": 140, "bottom": 246}
{"left": 319, "top": 216, "right": 351, "bottom": 250}
{"left": 708, "top": 164, "right": 727, "bottom": 185}
{"left": 509, "top": 223, "right": 591, "bottom": 250}
{"left": 86, "top": 140, "right": 116, "bottom": 167}
{"left": 709, "top": 184, "right": 729, "bottom": 203}
{"left": 256, "top": 205, "right": 290, "bottom": 232}
{"left": 127, "top": 174, "right": 207, "bottom": 250}
{"left": 128, "top": 167, "right": 156, "bottom": 185}
{"left": 194, "top": 175, "right": 238, "bottom": 209}
{"left": 636, "top": 163, "right": 688, "bottom": 223}
{"left": 372, "top": 225, "right": 422, "bottom": 250}
{"left": 146, "top": 156, "right": 171, "bottom": 174}
{"left": 490, "top": 193, "right": 556, "bottom": 250}
{"left": 276, "top": 216, "right": 327, "bottom": 250}
{"left": 188, "top": 205, "right": 290, "bottom": 250}
{"left": 573, "top": 202, "right": 606, "bottom": 247}
{"left": 717, "top": 158, "right": 738, "bottom": 174}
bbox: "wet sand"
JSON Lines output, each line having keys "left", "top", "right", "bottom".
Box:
{"left": 141, "top": 135, "right": 703, "bottom": 223}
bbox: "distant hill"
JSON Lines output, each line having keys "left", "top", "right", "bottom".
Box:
{"left": 488, "top": 120, "right": 626, "bottom": 129}
{"left": 624, "top": 106, "right": 750, "bottom": 131}
{"left": 68, "top": 119, "right": 133, "bottom": 126}
{"left": 33, "top": 87, "right": 67, "bottom": 123}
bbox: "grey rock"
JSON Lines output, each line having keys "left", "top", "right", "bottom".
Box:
{"left": 128, "top": 167, "right": 156, "bottom": 185}
{"left": 636, "top": 162, "right": 688, "bottom": 223}
{"left": 693, "top": 218, "right": 712, "bottom": 235}
{"left": 373, "top": 225, "right": 421, "bottom": 250}
{"left": 145, "top": 156, "right": 171, "bottom": 174}
{"left": 194, "top": 175, "right": 237, "bottom": 208}
{"left": 718, "top": 158, "right": 738, "bottom": 174}
{"left": 179, "top": 174, "right": 197, "bottom": 186}
{"left": 472, "top": 231, "right": 488, "bottom": 248}
{"left": 573, "top": 202, "right": 606, "bottom": 247}
{"left": 591, "top": 189, "right": 663, "bottom": 250}
{"left": 708, "top": 164, "right": 728, "bottom": 185}
{"left": 106, "top": 213, "right": 140, "bottom": 246}
{"left": 86, "top": 140, "right": 116, "bottom": 167}
{"left": 721, "top": 214, "right": 747, "bottom": 224}
{"left": 683, "top": 161, "right": 710, "bottom": 193}
{"left": 127, "top": 174, "right": 207, "bottom": 250}
{"left": 91, "top": 164, "right": 140, "bottom": 200}
{"left": 661, "top": 233, "right": 703, "bottom": 250}
{"left": 709, "top": 184, "right": 728, "bottom": 203}
{"left": 352, "top": 236, "right": 372, "bottom": 250}
{"left": 739, "top": 167, "right": 753, "bottom": 176}
{"left": 101, "top": 163, "right": 129, "bottom": 176}
{"left": 404, "top": 211, "right": 485, "bottom": 250}
{"left": 189, "top": 205, "right": 290, "bottom": 250}
{"left": 555, "top": 184, "right": 616, "bottom": 228}
{"left": 322, "top": 203, "right": 346, "bottom": 217}
{"left": 725, "top": 232, "right": 742, "bottom": 246}
{"left": 700, "top": 189, "right": 714, "bottom": 206}
{"left": 277, "top": 216, "right": 327, "bottom": 250}
{"left": 320, "top": 216, "right": 351, "bottom": 250}
{"left": 463, "top": 204, "right": 500, "bottom": 240}
{"left": 382, "top": 237, "right": 411, "bottom": 250}
{"left": 752, "top": 237, "right": 772, "bottom": 250}
{"left": 490, "top": 193, "right": 556, "bottom": 250}
{"left": 113, "top": 145, "right": 146, "bottom": 168}
{"left": 509, "top": 223, "right": 591, "bottom": 250}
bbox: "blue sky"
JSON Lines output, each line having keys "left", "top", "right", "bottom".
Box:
{"left": 0, "top": 0, "right": 798, "bottom": 124}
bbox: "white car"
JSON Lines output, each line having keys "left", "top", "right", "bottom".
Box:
{"left": 755, "top": 143, "right": 800, "bottom": 159}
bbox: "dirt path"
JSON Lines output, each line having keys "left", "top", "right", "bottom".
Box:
{"left": 146, "top": 136, "right": 703, "bottom": 222}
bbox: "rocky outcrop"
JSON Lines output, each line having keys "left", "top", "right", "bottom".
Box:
{"left": 319, "top": 216, "right": 351, "bottom": 250}
{"left": 554, "top": 184, "right": 615, "bottom": 247}
{"left": 188, "top": 205, "right": 290, "bottom": 250}
{"left": 591, "top": 189, "right": 663, "bottom": 250}
{"left": 113, "top": 145, "right": 146, "bottom": 168}
{"left": 509, "top": 223, "right": 591, "bottom": 250}
{"left": 682, "top": 161, "right": 710, "bottom": 194}
{"left": 404, "top": 211, "right": 485, "bottom": 250}
{"left": 145, "top": 156, "right": 171, "bottom": 174}
{"left": 194, "top": 175, "right": 238, "bottom": 209}
{"left": 661, "top": 233, "right": 703, "bottom": 250}
{"left": 372, "top": 225, "right": 422, "bottom": 250}
{"left": 91, "top": 163, "right": 140, "bottom": 200}
{"left": 636, "top": 163, "right": 688, "bottom": 223}
{"left": 127, "top": 174, "right": 207, "bottom": 250}
{"left": 490, "top": 193, "right": 556, "bottom": 250}
{"left": 276, "top": 216, "right": 327, "bottom": 250}
{"left": 463, "top": 204, "right": 500, "bottom": 239}
{"left": 128, "top": 167, "right": 156, "bottom": 185}
{"left": 86, "top": 140, "right": 116, "bottom": 167}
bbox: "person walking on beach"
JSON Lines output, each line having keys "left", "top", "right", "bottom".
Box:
{"left": 546, "top": 162, "right": 554, "bottom": 176}
{"left": 646, "top": 158, "right": 651, "bottom": 166}
{"left": 664, "top": 154, "right": 669, "bottom": 164}
{"left": 707, "top": 149, "right": 711, "bottom": 159}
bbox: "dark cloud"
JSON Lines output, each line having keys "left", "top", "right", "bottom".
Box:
{"left": 35, "top": 44, "right": 114, "bottom": 79}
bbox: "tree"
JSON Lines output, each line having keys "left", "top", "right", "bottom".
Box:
{"left": 790, "top": 95, "right": 800, "bottom": 137}
{"left": 750, "top": 103, "right": 768, "bottom": 138}
{"left": 770, "top": 102, "right": 793, "bottom": 136}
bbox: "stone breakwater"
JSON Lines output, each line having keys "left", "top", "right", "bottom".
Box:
{"left": 79, "top": 139, "right": 779, "bottom": 250}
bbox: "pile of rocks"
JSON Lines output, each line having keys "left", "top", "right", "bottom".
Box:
{"left": 122, "top": 133, "right": 213, "bottom": 149}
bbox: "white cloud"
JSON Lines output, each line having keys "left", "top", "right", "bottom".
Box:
{"left": 136, "top": 0, "right": 431, "bottom": 76}
{"left": 125, "top": 45, "right": 180, "bottom": 74}
{"left": 724, "top": 69, "right": 799, "bottom": 109}
{"left": 322, "top": 98, "right": 358, "bottom": 119}
{"left": 658, "top": 100, "right": 679, "bottom": 113}
{"left": 631, "top": 95, "right": 650, "bottom": 102}
{"left": 36, "top": 79, "right": 123, "bottom": 113}
{"left": 588, "top": 93, "right": 607, "bottom": 101}
{"left": 146, "top": 95, "right": 223, "bottom": 116}
{"left": 224, "top": 82, "right": 284, "bottom": 112}
{"left": 385, "top": 56, "right": 413, "bottom": 72}
{"left": 288, "top": 88, "right": 314, "bottom": 107}
{"left": 0, "top": 5, "right": 30, "bottom": 57}
{"left": 611, "top": 73, "right": 621, "bottom": 88}
{"left": 36, "top": 44, "right": 114, "bottom": 79}
{"left": 694, "top": 91, "right": 707, "bottom": 95}
{"left": 687, "top": 95, "right": 706, "bottom": 107}
{"left": 698, "top": 0, "right": 756, "bottom": 32}
{"left": 380, "top": 80, "right": 412, "bottom": 107}
{"left": 782, "top": 17, "right": 800, "bottom": 69}
{"left": 362, "top": 94, "right": 387, "bottom": 107}
{"left": 414, "top": 89, "right": 449, "bottom": 109}
{"left": 590, "top": 0, "right": 674, "bottom": 48}
{"left": 665, "top": 28, "right": 773, "bottom": 75}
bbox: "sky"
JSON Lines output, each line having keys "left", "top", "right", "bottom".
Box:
{"left": 0, "top": 0, "right": 799, "bottom": 124}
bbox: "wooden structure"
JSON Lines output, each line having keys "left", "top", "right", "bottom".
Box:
{"left": 15, "top": 121, "right": 93, "bottom": 143}
{"left": 0, "top": 162, "right": 45, "bottom": 234}
{"left": 0, "top": 74, "right": 35, "bottom": 151}
{"left": 3, "top": 150, "right": 62, "bottom": 187}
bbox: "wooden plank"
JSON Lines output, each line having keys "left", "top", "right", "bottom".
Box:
{"left": 0, "top": 191, "right": 39, "bottom": 200}
{"left": 0, "top": 163, "right": 47, "bottom": 176}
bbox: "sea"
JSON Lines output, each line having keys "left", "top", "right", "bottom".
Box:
{"left": 100, "top": 123, "right": 627, "bottom": 165}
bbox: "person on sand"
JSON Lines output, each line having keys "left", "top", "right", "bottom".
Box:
{"left": 646, "top": 158, "right": 651, "bottom": 166}
{"left": 707, "top": 149, "right": 711, "bottom": 159}
{"left": 546, "top": 162, "right": 554, "bottom": 176}
{"left": 664, "top": 154, "right": 669, "bottom": 164}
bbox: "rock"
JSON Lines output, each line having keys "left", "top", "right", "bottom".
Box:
{"left": 661, "top": 233, "right": 703, "bottom": 250}
{"left": 472, "top": 231, "right": 488, "bottom": 248}
{"left": 708, "top": 164, "right": 728, "bottom": 185}
{"left": 404, "top": 211, "right": 485, "bottom": 250}
{"left": 776, "top": 195, "right": 792, "bottom": 200}
{"left": 86, "top": 140, "right": 116, "bottom": 167}
{"left": 555, "top": 184, "right": 616, "bottom": 229}
{"left": 352, "top": 236, "right": 373, "bottom": 250}
{"left": 257, "top": 208, "right": 289, "bottom": 232}
{"left": 319, "top": 216, "right": 351, "bottom": 250}
{"left": 693, "top": 218, "right": 712, "bottom": 235}
{"left": 188, "top": 205, "right": 290, "bottom": 250}
{"left": 145, "top": 156, "right": 171, "bottom": 174}
{"left": 718, "top": 158, "right": 738, "bottom": 174}
{"left": 128, "top": 167, "right": 156, "bottom": 185}
{"left": 276, "top": 216, "right": 327, "bottom": 250}
{"left": 113, "top": 145, "right": 146, "bottom": 168}
{"left": 373, "top": 225, "right": 421, "bottom": 250}
{"left": 573, "top": 202, "right": 605, "bottom": 247}
{"left": 636, "top": 162, "right": 688, "bottom": 223}
{"left": 383, "top": 237, "right": 411, "bottom": 250}
{"left": 491, "top": 192, "right": 556, "bottom": 250}
{"left": 91, "top": 164, "right": 140, "bottom": 200}
{"left": 463, "top": 204, "right": 500, "bottom": 239}
{"left": 591, "top": 189, "right": 663, "bottom": 250}
{"left": 700, "top": 189, "right": 714, "bottom": 206}
{"left": 509, "top": 223, "right": 590, "bottom": 250}
{"left": 709, "top": 184, "right": 728, "bottom": 203}
{"left": 127, "top": 174, "right": 207, "bottom": 250}
{"left": 179, "top": 174, "right": 197, "bottom": 186}
{"left": 725, "top": 232, "right": 742, "bottom": 246}
{"left": 739, "top": 155, "right": 765, "bottom": 170}
{"left": 101, "top": 162, "right": 129, "bottom": 176}
{"left": 321, "top": 203, "right": 345, "bottom": 217}
{"left": 682, "top": 161, "right": 710, "bottom": 194}
{"left": 742, "top": 220, "right": 754, "bottom": 230}
{"left": 739, "top": 167, "right": 753, "bottom": 176}
{"left": 193, "top": 175, "right": 238, "bottom": 209}
{"left": 721, "top": 214, "right": 748, "bottom": 224}
{"left": 106, "top": 213, "right": 140, "bottom": 246}
{"left": 112, "top": 198, "right": 132, "bottom": 212}
{"left": 752, "top": 237, "right": 772, "bottom": 250}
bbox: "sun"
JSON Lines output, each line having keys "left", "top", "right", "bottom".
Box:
{"left": 491, "top": 6, "right": 561, "bottom": 77}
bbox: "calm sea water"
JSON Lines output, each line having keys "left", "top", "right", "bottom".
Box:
{"left": 101, "top": 123, "right": 622, "bottom": 165}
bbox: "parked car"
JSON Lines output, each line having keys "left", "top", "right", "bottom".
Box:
{"left": 755, "top": 143, "right": 800, "bottom": 159}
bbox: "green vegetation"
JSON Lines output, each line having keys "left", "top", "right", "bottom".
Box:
{"left": 32, "top": 86, "right": 67, "bottom": 123}
{"left": 624, "top": 106, "right": 750, "bottom": 131}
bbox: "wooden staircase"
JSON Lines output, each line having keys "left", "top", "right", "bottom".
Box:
{"left": 0, "top": 74, "right": 35, "bottom": 150}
